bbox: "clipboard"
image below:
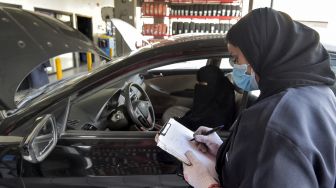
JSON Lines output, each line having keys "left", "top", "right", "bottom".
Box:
{"left": 158, "top": 121, "right": 171, "bottom": 136}
{"left": 156, "top": 118, "right": 216, "bottom": 168}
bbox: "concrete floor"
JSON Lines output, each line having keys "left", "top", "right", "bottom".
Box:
{"left": 48, "top": 62, "right": 102, "bottom": 83}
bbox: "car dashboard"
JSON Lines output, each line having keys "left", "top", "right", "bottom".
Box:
{"left": 66, "top": 74, "right": 146, "bottom": 131}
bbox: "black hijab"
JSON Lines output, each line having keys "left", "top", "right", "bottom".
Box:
{"left": 227, "top": 8, "right": 335, "bottom": 100}
{"left": 177, "top": 65, "right": 235, "bottom": 131}
{"left": 192, "top": 65, "right": 230, "bottom": 116}
{"left": 216, "top": 8, "right": 336, "bottom": 186}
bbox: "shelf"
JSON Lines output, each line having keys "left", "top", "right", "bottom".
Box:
{"left": 141, "top": 15, "right": 168, "bottom": 18}
{"left": 141, "top": 0, "right": 241, "bottom": 38}
{"left": 143, "top": 0, "right": 170, "bottom": 2}
{"left": 144, "top": 0, "right": 239, "bottom": 3}
{"left": 170, "top": 0, "right": 240, "bottom": 4}
{"left": 143, "top": 34, "right": 170, "bottom": 37}
{"left": 144, "top": 0, "right": 240, "bottom": 4}
{"left": 169, "top": 15, "right": 240, "bottom": 20}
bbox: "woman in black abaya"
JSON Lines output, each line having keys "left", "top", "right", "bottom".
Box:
{"left": 182, "top": 8, "right": 336, "bottom": 188}
{"left": 176, "top": 65, "right": 235, "bottom": 131}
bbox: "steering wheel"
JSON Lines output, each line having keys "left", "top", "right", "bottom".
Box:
{"left": 123, "top": 83, "right": 155, "bottom": 131}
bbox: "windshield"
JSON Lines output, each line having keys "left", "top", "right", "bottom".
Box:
{"left": 14, "top": 56, "right": 123, "bottom": 109}
{"left": 15, "top": 73, "right": 86, "bottom": 107}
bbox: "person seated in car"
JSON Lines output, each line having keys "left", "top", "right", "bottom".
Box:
{"left": 18, "top": 61, "right": 51, "bottom": 90}
{"left": 173, "top": 64, "right": 236, "bottom": 131}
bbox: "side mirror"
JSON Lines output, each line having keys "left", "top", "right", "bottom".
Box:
{"left": 21, "top": 114, "right": 57, "bottom": 163}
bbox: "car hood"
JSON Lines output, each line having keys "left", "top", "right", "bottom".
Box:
{"left": 0, "top": 7, "right": 108, "bottom": 110}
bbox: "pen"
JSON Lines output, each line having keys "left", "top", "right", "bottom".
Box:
{"left": 190, "top": 125, "right": 225, "bottom": 141}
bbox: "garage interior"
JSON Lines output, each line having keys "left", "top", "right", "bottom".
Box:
{"left": 0, "top": 0, "right": 334, "bottom": 86}
{"left": 0, "top": 1, "right": 335, "bottom": 187}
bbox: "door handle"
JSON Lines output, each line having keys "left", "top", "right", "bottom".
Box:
{"left": 152, "top": 72, "right": 163, "bottom": 78}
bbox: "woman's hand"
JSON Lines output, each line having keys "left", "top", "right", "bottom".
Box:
{"left": 193, "top": 126, "right": 223, "bottom": 156}
{"left": 183, "top": 151, "right": 218, "bottom": 188}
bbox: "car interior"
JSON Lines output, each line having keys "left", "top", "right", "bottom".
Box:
{"left": 64, "top": 57, "right": 255, "bottom": 132}
{"left": 14, "top": 56, "right": 258, "bottom": 135}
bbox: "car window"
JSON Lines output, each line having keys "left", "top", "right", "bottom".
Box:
{"left": 220, "top": 58, "right": 233, "bottom": 69}
{"left": 151, "top": 59, "right": 207, "bottom": 70}
{"left": 152, "top": 58, "right": 234, "bottom": 71}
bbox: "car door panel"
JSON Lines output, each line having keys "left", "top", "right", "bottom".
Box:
{"left": 0, "top": 144, "right": 24, "bottom": 188}
{"left": 22, "top": 131, "right": 186, "bottom": 188}
{"left": 144, "top": 69, "right": 198, "bottom": 116}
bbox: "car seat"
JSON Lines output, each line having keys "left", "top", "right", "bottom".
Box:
{"left": 161, "top": 72, "right": 257, "bottom": 128}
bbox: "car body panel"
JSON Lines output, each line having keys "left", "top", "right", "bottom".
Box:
{"left": 20, "top": 132, "right": 186, "bottom": 187}
{"left": 0, "top": 7, "right": 108, "bottom": 110}
{"left": 144, "top": 70, "right": 196, "bottom": 116}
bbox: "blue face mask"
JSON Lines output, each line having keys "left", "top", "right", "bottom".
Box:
{"left": 232, "top": 64, "right": 259, "bottom": 91}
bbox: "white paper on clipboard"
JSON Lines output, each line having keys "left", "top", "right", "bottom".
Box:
{"left": 156, "top": 118, "right": 216, "bottom": 172}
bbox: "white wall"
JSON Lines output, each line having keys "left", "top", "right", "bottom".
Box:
{"left": 252, "top": 0, "right": 336, "bottom": 47}
{"left": 273, "top": 0, "right": 334, "bottom": 23}
{"left": 0, "top": 0, "right": 114, "bottom": 72}
{"left": 0, "top": 0, "right": 114, "bottom": 40}
{"left": 252, "top": 0, "right": 334, "bottom": 24}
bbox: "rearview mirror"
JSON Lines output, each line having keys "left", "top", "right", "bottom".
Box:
{"left": 21, "top": 114, "right": 57, "bottom": 163}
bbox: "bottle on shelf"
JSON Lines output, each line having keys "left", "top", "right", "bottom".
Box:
{"left": 140, "top": 0, "right": 241, "bottom": 37}
{"left": 141, "top": 2, "right": 167, "bottom": 17}
{"left": 143, "top": 23, "right": 168, "bottom": 36}
{"left": 169, "top": 3, "right": 241, "bottom": 18}
{"left": 170, "top": 21, "right": 233, "bottom": 35}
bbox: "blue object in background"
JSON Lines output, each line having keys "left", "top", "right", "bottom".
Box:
{"left": 98, "top": 35, "right": 116, "bottom": 58}
{"left": 18, "top": 61, "right": 51, "bottom": 90}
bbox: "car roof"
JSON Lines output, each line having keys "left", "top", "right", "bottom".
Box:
{"left": 125, "top": 33, "right": 228, "bottom": 62}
